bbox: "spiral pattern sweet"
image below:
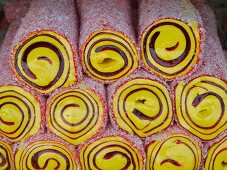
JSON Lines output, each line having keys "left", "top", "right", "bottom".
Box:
{"left": 12, "top": 31, "right": 76, "bottom": 93}
{"left": 205, "top": 137, "right": 227, "bottom": 170}
{"left": 141, "top": 19, "right": 200, "bottom": 79}
{"left": 0, "top": 85, "right": 41, "bottom": 142}
{"left": 15, "top": 140, "right": 77, "bottom": 170}
{"left": 47, "top": 88, "right": 106, "bottom": 145}
{"left": 79, "top": 136, "right": 144, "bottom": 170}
{"left": 0, "top": 141, "right": 13, "bottom": 170}
{"left": 146, "top": 134, "right": 201, "bottom": 170}
{"left": 175, "top": 76, "right": 227, "bottom": 140}
{"left": 82, "top": 30, "right": 138, "bottom": 82}
{"left": 112, "top": 78, "right": 172, "bottom": 137}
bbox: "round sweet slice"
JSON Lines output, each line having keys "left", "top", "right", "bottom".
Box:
{"left": 112, "top": 78, "right": 172, "bottom": 137}
{"left": 205, "top": 137, "right": 227, "bottom": 170}
{"left": 15, "top": 140, "right": 78, "bottom": 170}
{"left": 79, "top": 136, "right": 144, "bottom": 170}
{"left": 0, "top": 85, "right": 41, "bottom": 142}
{"left": 12, "top": 31, "right": 76, "bottom": 93}
{"left": 82, "top": 30, "right": 139, "bottom": 82}
{"left": 0, "top": 140, "right": 13, "bottom": 170}
{"left": 146, "top": 134, "right": 201, "bottom": 170}
{"left": 47, "top": 88, "right": 106, "bottom": 145}
{"left": 175, "top": 76, "right": 227, "bottom": 140}
{"left": 141, "top": 18, "right": 200, "bottom": 79}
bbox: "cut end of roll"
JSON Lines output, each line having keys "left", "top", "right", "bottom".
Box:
{"left": 47, "top": 87, "right": 107, "bottom": 145}
{"left": 12, "top": 30, "right": 77, "bottom": 94}
{"left": 81, "top": 30, "right": 139, "bottom": 83}
{"left": 175, "top": 75, "right": 227, "bottom": 140}
{"left": 0, "top": 140, "right": 13, "bottom": 170}
{"left": 140, "top": 18, "right": 201, "bottom": 79}
{"left": 146, "top": 134, "right": 201, "bottom": 170}
{"left": 0, "top": 85, "right": 41, "bottom": 142}
{"left": 111, "top": 76, "right": 173, "bottom": 138}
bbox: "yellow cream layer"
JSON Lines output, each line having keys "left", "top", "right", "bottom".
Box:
{"left": 176, "top": 76, "right": 227, "bottom": 140}
{"left": 13, "top": 31, "right": 76, "bottom": 93}
{"left": 141, "top": 19, "right": 200, "bottom": 79}
{"left": 15, "top": 141, "right": 77, "bottom": 170}
{"left": 113, "top": 78, "right": 172, "bottom": 137}
{"left": 146, "top": 134, "right": 201, "bottom": 170}
{"left": 0, "top": 85, "right": 41, "bottom": 142}
{"left": 47, "top": 88, "right": 104, "bottom": 145}
{"left": 83, "top": 30, "right": 138, "bottom": 82}
{"left": 205, "top": 137, "right": 227, "bottom": 170}
{"left": 79, "top": 136, "right": 144, "bottom": 170}
{"left": 0, "top": 141, "right": 13, "bottom": 170}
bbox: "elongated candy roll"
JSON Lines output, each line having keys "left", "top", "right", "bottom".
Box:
{"left": 205, "top": 136, "right": 227, "bottom": 170}
{"left": 174, "top": 4, "right": 227, "bottom": 141}
{"left": 139, "top": 0, "right": 204, "bottom": 80}
{"left": 78, "top": 0, "right": 139, "bottom": 83}
{"left": 14, "top": 134, "right": 78, "bottom": 170}
{"left": 108, "top": 70, "right": 173, "bottom": 138}
{"left": 47, "top": 78, "right": 107, "bottom": 145}
{"left": 79, "top": 127, "right": 145, "bottom": 170}
{"left": 145, "top": 131, "right": 202, "bottom": 170}
{"left": 0, "top": 138, "right": 13, "bottom": 170}
{"left": 0, "top": 22, "right": 44, "bottom": 142}
{"left": 11, "top": 0, "right": 81, "bottom": 94}
{"left": 3, "top": 0, "right": 30, "bottom": 23}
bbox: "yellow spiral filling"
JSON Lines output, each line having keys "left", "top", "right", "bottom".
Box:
{"left": 82, "top": 30, "right": 138, "bottom": 82}
{"left": 113, "top": 78, "right": 172, "bottom": 137}
{"left": 205, "top": 137, "right": 227, "bottom": 170}
{"left": 0, "top": 141, "right": 13, "bottom": 170}
{"left": 13, "top": 31, "right": 76, "bottom": 93}
{"left": 146, "top": 134, "right": 201, "bottom": 170}
{"left": 15, "top": 140, "right": 77, "bottom": 170}
{"left": 141, "top": 19, "right": 200, "bottom": 79}
{"left": 79, "top": 136, "right": 144, "bottom": 170}
{"left": 47, "top": 88, "right": 105, "bottom": 145}
{"left": 176, "top": 76, "right": 227, "bottom": 140}
{"left": 0, "top": 85, "right": 41, "bottom": 142}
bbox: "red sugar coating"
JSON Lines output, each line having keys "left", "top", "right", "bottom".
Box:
{"left": 189, "top": 0, "right": 205, "bottom": 5}
{"left": 3, "top": 0, "right": 30, "bottom": 23}
{"left": 77, "top": 0, "right": 138, "bottom": 57}
{"left": 11, "top": 0, "right": 82, "bottom": 86}
{"left": 78, "top": 125, "right": 146, "bottom": 169}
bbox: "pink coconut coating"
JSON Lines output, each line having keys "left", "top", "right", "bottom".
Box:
{"left": 107, "top": 69, "right": 174, "bottom": 137}
{"left": 78, "top": 125, "right": 146, "bottom": 169}
{"left": 77, "top": 0, "right": 137, "bottom": 48}
{"left": 3, "top": 0, "right": 30, "bottom": 23}
{"left": 11, "top": 0, "right": 82, "bottom": 86}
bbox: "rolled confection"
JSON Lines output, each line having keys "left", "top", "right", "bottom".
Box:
{"left": 46, "top": 78, "right": 107, "bottom": 145}
{"left": 138, "top": 0, "right": 204, "bottom": 80}
{"left": 14, "top": 134, "right": 79, "bottom": 170}
{"left": 0, "top": 21, "right": 44, "bottom": 142}
{"left": 11, "top": 0, "right": 81, "bottom": 94}
{"left": 108, "top": 70, "right": 173, "bottom": 138}
{"left": 3, "top": 0, "right": 30, "bottom": 23}
{"left": 174, "top": 5, "right": 227, "bottom": 141}
{"left": 205, "top": 136, "right": 227, "bottom": 170}
{"left": 78, "top": 127, "right": 145, "bottom": 170}
{"left": 0, "top": 138, "right": 13, "bottom": 170}
{"left": 145, "top": 128, "right": 202, "bottom": 170}
{"left": 78, "top": 0, "right": 139, "bottom": 83}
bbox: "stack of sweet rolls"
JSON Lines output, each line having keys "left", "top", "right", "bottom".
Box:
{"left": 0, "top": 0, "right": 226, "bottom": 169}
